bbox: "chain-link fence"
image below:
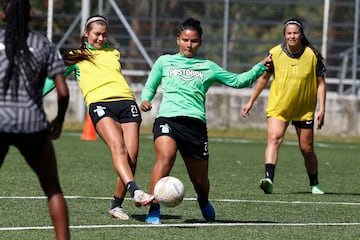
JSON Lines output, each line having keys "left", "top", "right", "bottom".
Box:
{"left": 19, "top": 0, "right": 360, "bottom": 94}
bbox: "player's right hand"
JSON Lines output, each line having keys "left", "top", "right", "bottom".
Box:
{"left": 241, "top": 102, "right": 253, "bottom": 118}
{"left": 140, "top": 100, "right": 152, "bottom": 112}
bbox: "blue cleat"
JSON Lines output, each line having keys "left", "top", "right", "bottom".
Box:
{"left": 145, "top": 209, "right": 161, "bottom": 225}
{"left": 201, "top": 202, "right": 215, "bottom": 222}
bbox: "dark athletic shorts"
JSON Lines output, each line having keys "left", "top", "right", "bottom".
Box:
{"left": 292, "top": 120, "right": 314, "bottom": 129}
{"left": 89, "top": 100, "right": 142, "bottom": 126}
{"left": 0, "top": 130, "right": 49, "bottom": 166}
{"left": 153, "top": 116, "right": 209, "bottom": 161}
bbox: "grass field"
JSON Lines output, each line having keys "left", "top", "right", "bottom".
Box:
{"left": 0, "top": 130, "right": 359, "bottom": 240}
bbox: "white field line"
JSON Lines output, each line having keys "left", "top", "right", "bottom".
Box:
{"left": 1, "top": 196, "right": 360, "bottom": 206}
{"left": 64, "top": 132, "right": 359, "bottom": 149}
{"left": 1, "top": 196, "right": 359, "bottom": 231}
{"left": 207, "top": 137, "right": 358, "bottom": 149}
{"left": 1, "top": 222, "right": 360, "bottom": 231}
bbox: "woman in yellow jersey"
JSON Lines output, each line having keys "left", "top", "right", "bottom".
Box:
{"left": 62, "top": 15, "right": 154, "bottom": 220}
{"left": 242, "top": 18, "right": 326, "bottom": 195}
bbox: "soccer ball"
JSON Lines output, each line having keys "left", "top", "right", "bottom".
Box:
{"left": 154, "top": 176, "right": 185, "bottom": 207}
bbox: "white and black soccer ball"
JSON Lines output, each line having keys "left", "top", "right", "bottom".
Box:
{"left": 154, "top": 176, "right": 185, "bottom": 207}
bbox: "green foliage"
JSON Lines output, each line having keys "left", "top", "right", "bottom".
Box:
{"left": 0, "top": 133, "right": 359, "bottom": 239}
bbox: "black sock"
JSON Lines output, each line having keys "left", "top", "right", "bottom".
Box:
{"left": 197, "top": 197, "right": 209, "bottom": 209}
{"left": 149, "top": 203, "right": 160, "bottom": 213}
{"left": 308, "top": 172, "right": 319, "bottom": 186}
{"left": 265, "top": 164, "right": 276, "bottom": 182}
{"left": 110, "top": 196, "right": 124, "bottom": 209}
{"left": 126, "top": 181, "right": 139, "bottom": 198}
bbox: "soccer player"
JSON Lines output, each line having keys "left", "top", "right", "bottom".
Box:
{"left": 140, "top": 17, "right": 272, "bottom": 224}
{"left": 0, "top": 0, "right": 70, "bottom": 239}
{"left": 242, "top": 18, "right": 326, "bottom": 195}
{"left": 44, "top": 15, "right": 154, "bottom": 220}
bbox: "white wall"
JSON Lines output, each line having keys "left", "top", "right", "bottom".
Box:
{"left": 44, "top": 81, "right": 360, "bottom": 137}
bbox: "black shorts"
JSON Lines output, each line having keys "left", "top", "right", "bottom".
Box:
{"left": 292, "top": 120, "right": 314, "bottom": 129}
{"left": 0, "top": 130, "right": 49, "bottom": 166}
{"left": 89, "top": 100, "right": 142, "bottom": 126}
{"left": 153, "top": 116, "right": 209, "bottom": 161}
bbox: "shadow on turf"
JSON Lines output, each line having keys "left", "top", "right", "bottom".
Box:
{"left": 184, "top": 219, "right": 276, "bottom": 224}
{"left": 131, "top": 214, "right": 276, "bottom": 224}
{"left": 131, "top": 214, "right": 182, "bottom": 222}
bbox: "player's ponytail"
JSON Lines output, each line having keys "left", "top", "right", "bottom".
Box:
{"left": 2, "top": 0, "right": 36, "bottom": 99}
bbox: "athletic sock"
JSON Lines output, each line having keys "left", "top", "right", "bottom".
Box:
{"left": 110, "top": 195, "right": 124, "bottom": 209}
{"left": 149, "top": 203, "right": 160, "bottom": 213}
{"left": 197, "top": 196, "right": 209, "bottom": 209}
{"left": 126, "top": 181, "right": 139, "bottom": 198}
{"left": 265, "top": 163, "right": 276, "bottom": 182}
{"left": 308, "top": 172, "right": 319, "bottom": 186}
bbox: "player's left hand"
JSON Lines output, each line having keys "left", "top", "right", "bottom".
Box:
{"left": 262, "top": 54, "right": 273, "bottom": 72}
{"left": 49, "top": 117, "right": 64, "bottom": 139}
{"left": 316, "top": 110, "right": 325, "bottom": 129}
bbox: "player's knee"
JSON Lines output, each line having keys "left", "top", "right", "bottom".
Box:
{"left": 301, "top": 149, "right": 315, "bottom": 159}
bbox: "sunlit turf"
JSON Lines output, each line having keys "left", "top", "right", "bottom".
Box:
{"left": 0, "top": 131, "right": 359, "bottom": 240}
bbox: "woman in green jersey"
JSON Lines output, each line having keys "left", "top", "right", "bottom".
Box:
{"left": 140, "top": 17, "right": 272, "bottom": 224}
{"left": 242, "top": 18, "right": 326, "bottom": 195}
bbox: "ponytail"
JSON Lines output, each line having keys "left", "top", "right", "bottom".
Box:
{"left": 2, "top": 0, "right": 36, "bottom": 99}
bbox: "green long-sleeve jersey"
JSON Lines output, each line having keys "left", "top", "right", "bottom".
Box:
{"left": 140, "top": 53, "right": 266, "bottom": 123}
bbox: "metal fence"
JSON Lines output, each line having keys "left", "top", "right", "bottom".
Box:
{"left": 31, "top": 0, "right": 360, "bottom": 95}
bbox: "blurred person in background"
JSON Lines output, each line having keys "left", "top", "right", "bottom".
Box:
{"left": 0, "top": 0, "right": 70, "bottom": 239}
{"left": 242, "top": 18, "right": 326, "bottom": 195}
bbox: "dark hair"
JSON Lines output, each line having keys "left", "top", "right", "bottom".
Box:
{"left": 283, "top": 18, "right": 324, "bottom": 61}
{"left": 2, "top": 0, "right": 36, "bottom": 99}
{"left": 176, "top": 18, "right": 203, "bottom": 38}
{"left": 63, "top": 15, "right": 108, "bottom": 66}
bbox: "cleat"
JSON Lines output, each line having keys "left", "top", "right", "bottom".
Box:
{"left": 145, "top": 210, "right": 161, "bottom": 225}
{"left": 109, "top": 206, "right": 129, "bottom": 220}
{"left": 133, "top": 190, "right": 154, "bottom": 207}
{"left": 201, "top": 202, "right": 215, "bottom": 222}
{"left": 311, "top": 184, "right": 325, "bottom": 194}
{"left": 259, "top": 178, "right": 273, "bottom": 194}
